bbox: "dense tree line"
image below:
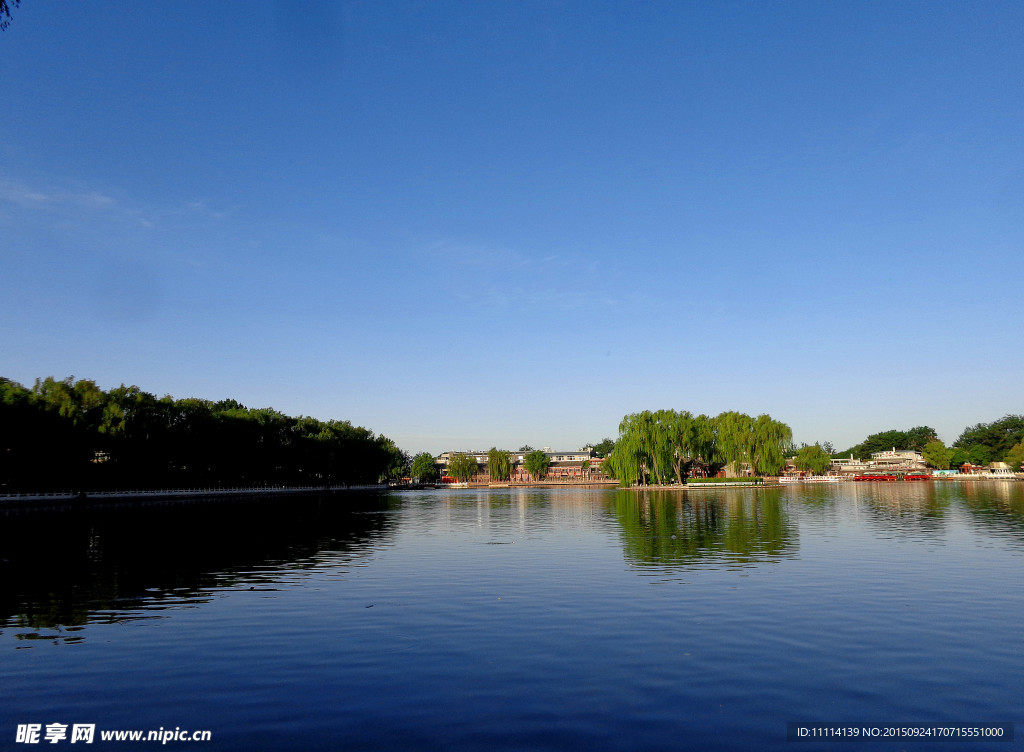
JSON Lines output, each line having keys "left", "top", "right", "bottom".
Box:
{"left": 0, "top": 376, "right": 407, "bottom": 493}
{"left": 836, "top": 416, "right": 1024, "bottom": 470}
{"left": 603, "top": 410, "right": 792, "bottom": 486}
{"left": 835, "top": 426, "right": 939, "bottom": 459}
{"left": 953, "top": 415, "right": 1024, "bottom": 467}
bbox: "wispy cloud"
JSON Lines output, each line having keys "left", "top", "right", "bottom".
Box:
{"left": 0, "top": 178, "right": 118, "bottom": 210}
{"left": 0, "top": 175, "right": 230, "bottom": 231}
{"left": 422, "top": 238, "right": 621, "bottom": 313}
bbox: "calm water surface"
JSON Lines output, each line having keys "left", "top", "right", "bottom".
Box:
{"left": 2, "top": 484, "right": 1023, "bottom": 751}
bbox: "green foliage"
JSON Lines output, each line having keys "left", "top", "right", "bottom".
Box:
{"left": 604, "top": 409, "right": 791, "bottom": 485}
{"left": 1004, "top": 442, "right": 1024, "bottom": 471}
{"left": 748, "top": 414, "right": 792, "bottom": 476}
{"left": 591, "top": 438, "right": 615, "bottom": 458}
{"left": 379, "top": 439, "right": 410, "bottom": 482}
{"left": 0, "top": 376, "right": 402, "bottom": 492}
{"left": 410, "top": 452, "right": 440, "bottom": 482}
{"left": 967, "top": 445, "right": 991, "bottom": 466}
{"left": 523, "top": 450, "right": 550, "bottom": 479}
{"left": 837, "top": 426, "right": 938, "bottom": 458}
{"left": 794, "top": 444, "right": 832, "bottom": 475}
{"left": 921, "top": 439, "right": 954, "bottom": 470}
{"left": 446, "top": 452, "right": 478, "bottom": 482}
{"left": 955, "top": 416, "right": 1024, "bottom": 462}
{"left": 612, "top": 491, "right": 791, "bottom": 567}
{"left": 949, "top": 446, "right": 970, "bottom": 469}
{"left": 487, "top": 448, "right": 513, "bottom": 481}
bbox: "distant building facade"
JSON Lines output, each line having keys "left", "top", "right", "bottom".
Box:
{"left": 436, "top": 447, "right": 607, "bottom": 483}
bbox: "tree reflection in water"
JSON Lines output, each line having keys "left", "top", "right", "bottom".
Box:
{"left": 0, "top": 493, "right": 397, "bottom": 638}
{"left": 610, "top": 488, "right": 796, "bottom": 570}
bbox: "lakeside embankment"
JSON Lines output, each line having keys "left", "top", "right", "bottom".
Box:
{"left": 0, "top": 484, "right": 389, "bottom": 514}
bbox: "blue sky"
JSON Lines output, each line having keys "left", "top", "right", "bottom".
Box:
{"left": 2, "top": 0, "right": 1021, "bottom": 455}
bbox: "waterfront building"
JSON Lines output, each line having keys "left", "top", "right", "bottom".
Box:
{"left": 436, "top": 447, "right": 606, "bottom": 483}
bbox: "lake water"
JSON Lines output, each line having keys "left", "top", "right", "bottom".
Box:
{"left": 2, "top": 483, "right": 1022, "bottom": 751}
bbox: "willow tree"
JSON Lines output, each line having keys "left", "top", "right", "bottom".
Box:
{"left": 607, "top": 412, "right": 654, "bottom": 485}
{"left": 688, "top": 414, "right": 719, "bottom": 476}
{"left": 447, "top": 452, "right": 478, "bottom": 482}
{"left": 604, "top": 435, "right": 643, "bottom": 486}
{"left": 647, "top": 410, "right": 681, "bottom": 485}
{"left": 662, "top": 409, "right": 695, "bottom": 484}
{"left": 748, "top": 414, "right": 792, "bottom": 476}
{"left": 487, "top": 447, "right": 513, "bottom": 481}
{"left": 608, "top": 408, "right": 791, "bottom": 483}
{"left": 714, "top": 411, "right": 754, "bottom": 476}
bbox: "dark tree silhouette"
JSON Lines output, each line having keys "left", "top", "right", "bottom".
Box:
{"left": 1, "top": 0, "right": 20, "bottom": 31}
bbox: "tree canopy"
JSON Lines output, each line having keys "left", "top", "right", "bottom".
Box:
{"left": 836, "top": 426, "right": 938, "bottom": 458}
{"left": 446, "top": 452, "right": 478, "bottom": 482}
{"left": 0, "top": 376, "right": 406, "bottom": 492}
{"left": 955, "top": 416, "right": 1024, "bottom": 462}
{"left": 922, "top": 439, "right": 954, "bottom": 470}
{"left": 487, "top": 448, "right": 513, "bottom": 481}
{"left": 523, "top": 450, "right": 550, "bottom": 479}
{"left": 410, "top": 452, "right": 439, "bottom": 482}
{"left": 603, "top": 409, "right": 792, "bottom": 486}
{"left": 1004, "top": 442, "right": 1024, "bottom": 471}
{"left": 794, "top": 444, "right": 832, "bottom": 475}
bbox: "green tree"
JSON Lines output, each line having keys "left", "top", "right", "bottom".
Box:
{"left": 410, "top": 452, "right": 439, "bottom": 482}
{"left": 447, "top": 452, "right": 478, "bottom": 482}
{"left": 1004, "top": 442, "right": 1024, "bottom": 471}
{"left": 379, "top": 438, "right": 410, "bottom": 482}
{"left": 1, "top": 375, "right": 405, "bottom": 492}
{"left": 591, "top": 438, "right": 615, "bottom": 458}
{"left": 837, "top": 426, "right": 938, "bottom": 458}
{"left": 921, "top": 439, "right": 953, "bottom": 470}
{"left": 949, "top": 446, "right": 970, "bottom": 469}
{"left": 523, "top": 449, "right": 550, "bottom": 480}
{"left": 604, "top": 408, "right": 791, "bottom": 485}
{"left": 795, "top": 444, "right": 832, "bottom": 475}
{"left": 487, "top": 447, "right": 513, "bottom": 481}
{"left": 715, "top": 411, "right": 754, "bottom": 476}
{"left": 748, "top": 414, "right": 792, "bottom": 476}
{"left": 604, "top": 413, "right": 653, "bottom": 485}
{"left": 967, "top": 445, "right": 992, "bottom": 466}
{"left": 956, "top": 416, "right": 1024, "bottom": 461}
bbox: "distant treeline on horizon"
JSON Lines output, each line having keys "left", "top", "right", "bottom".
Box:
{"left": 833, "top": 419, "right": 1024, "bottom": 470}
{"left": 0, "top": 376, "right": 407, "bottom": 493}
{"left": 1, "top": 376, "right": 1021, "bottom": 494}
